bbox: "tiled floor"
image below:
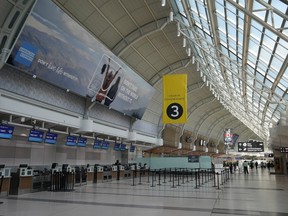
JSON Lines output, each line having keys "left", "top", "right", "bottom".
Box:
{"left": 0, "top": 168, "right": 287, "bottom": 216}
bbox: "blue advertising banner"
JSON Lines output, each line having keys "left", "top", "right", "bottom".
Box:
{"left": 77, "top": 137, "right": 87, "bottom": 147}
{"left": 8, "top": 0, "right": 155, "bottom": 119}
{"left": 101, "top": 141, "right": 110, "bottom": 150}
{"left": 0, "top": 125, "right": 14, "bottom": 139}
{"left": 29, "top": 129, "right": 44, "bottom": 143}
{"left": 93, "top": 139, "right": 102, "bottom": 149}
{"left": 44, "top": 132, "right": 57, "bottom": 144}
{"left": 66, "top": 136, "right": 77, "bottom": 146}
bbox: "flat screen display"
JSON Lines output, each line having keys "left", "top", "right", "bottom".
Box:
{"left": 44, "top": 132, "right": 57, "bottom": 144}
{"left": 77, "top": 137, "right": 87, "bottom": 147}
{"left": 130, "top": 145, "right": 136, "bottom": 152}
{"left": 93, "top": 139, "right": 102, "bottom": 149}
{"left": 28, "top": 129, "right": 44, "bottom": 143}
{"left": 0, "top": 125, "right": 14, "bottom": 139}
{"left": 101, "top": 141, "right": 110, "bottom": 150}
{"left": 113, "top": 143, "right": 120, "bottom": 151}
{"left": 238, "top": 141, "right": 264, "bottom": 152}
{"left": 188, "top": 155, "right": 199, "bottom": 163}
{"left": 120, "top": 143, "right": 126, "bottom": 151}
{"left": 66, "top": 136, "right": 77, "bottom": 146}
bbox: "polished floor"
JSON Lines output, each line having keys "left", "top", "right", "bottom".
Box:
{"left": 0, "top": 168, "right": 288, "bottom": 216}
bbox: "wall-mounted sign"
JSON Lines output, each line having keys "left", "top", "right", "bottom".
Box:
{"left": 8, "top": 0, "right": 154, "bottom": 120}
{"left": 280, "top": 147, "right": 288, "bottom": 153}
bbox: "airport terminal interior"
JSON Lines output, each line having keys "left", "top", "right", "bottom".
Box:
{"left": 0, "top": 0, "right": 287, "bottom": 215}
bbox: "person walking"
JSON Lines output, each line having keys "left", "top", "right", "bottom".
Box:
{"left": 243, "top": 160, "right": 249, "bottom": 174}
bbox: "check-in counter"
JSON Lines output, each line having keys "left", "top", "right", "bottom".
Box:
{"left": 103, "top": 166, "right": 112, "bottom": 181}
{"left": 0, "top": 168, "right": 11, "bottom": 196}
{"left": 111, "top": 165, "right": 118, "bottom": 180}
{"left": 119, "top": 165, "right": 125, "bottom": 179}
{"left": 96, "top": 166, "right": 104, "bottom": 182}
{"left": 86, "top": 167, "right": 94, "bottom": 184}
{"left": 9, "top": 167, "right": 34, "bottom": 195}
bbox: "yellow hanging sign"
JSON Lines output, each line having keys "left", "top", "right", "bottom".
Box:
{"left": 162, "top": 74, "right": 187, "bottom": 124}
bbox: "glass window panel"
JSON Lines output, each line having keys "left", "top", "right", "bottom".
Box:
{"left": 256, "top": 72, "right": 264, "bottom": 82}
{"left": 262, "top": 35, "right": 276, "bottom": 51}
{"left": 271, "top": 0, "right": 288, "bottom": 14}
{"left": 276, "top": 39, "right": 288, "bottom": 61}
{"left": 250, "top": 20, "right": 264, "bottom": 36}
{"left": 275, "top": 87, "right": 284, "bottom": 97}
{"left": 259, "top": 48, "right": 272, "bottom": 65}
{"left": 264, "top": 78, "right": 273, "bottom": 88}
{"left": 248, "top": 39, "right": 260, "bottom": 57}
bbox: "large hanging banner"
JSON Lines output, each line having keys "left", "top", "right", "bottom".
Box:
{"left": 162, "top": 74, "right": 187, "bottom": 124}
{"left": 7, "top": 0, "right": 154, "bottom": 120}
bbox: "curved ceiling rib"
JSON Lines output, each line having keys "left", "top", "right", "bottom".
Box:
{"left": 206, "top": 114, "right": 234, "bottom": 141}
{"left": 241, "top": 0, "right": 253, "bottom": 112}
{"left": 112, "top": 17, "right": 170, "bottom": 56}
{"left": 194, "top": 106, "right": 224, "bottom": 138}
{"left": 149, "top": 58, "right": 191, "bottom": 86}
{"left": 261, "top": 56, "right": 288, "bottom": 125}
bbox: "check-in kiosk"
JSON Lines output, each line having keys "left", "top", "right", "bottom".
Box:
{"left": 86, "top": 165, "right": 94, "bottom": 184}
{"left": 0, "top": 165, "right": 11, "bottom": 196}
{"left": 103, "top": 165, "right": 112, "bottom": 182}
{"left": 9, "top": 164, "right": 33, "bottom": 195}
{"left": 93, "top": 165, "right": 104, "bottom": 183}
{"left": 119, "top": 165, "right": 125, "bottom": 179}
{"left": 111, "top": 165, "right": 118, "bottom": 180}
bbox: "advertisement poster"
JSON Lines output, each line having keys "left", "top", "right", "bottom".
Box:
{"left": 8, "top": 0, "right": 154, "bottom": 119}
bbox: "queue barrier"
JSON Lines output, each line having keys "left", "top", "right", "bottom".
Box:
{"left": 50, "top": 171, "right": 75, "bottom": 191}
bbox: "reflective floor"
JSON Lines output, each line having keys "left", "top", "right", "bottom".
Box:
{"left": 0, "top": 168, "right": 288, "bottom": 216}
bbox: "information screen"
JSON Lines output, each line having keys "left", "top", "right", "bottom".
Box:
{"left": 113, "top": 143, "right": 120, "bottom": 151}
{"left": 101, "top": 141, "right": 110, "bottom": 150}
{"left": 120, "top": 144, "right": 126, "bottom": 151}
{"left": 66, "top": 136, "right": 77, "bottom": 146}
{"left": 130, "top": 145, "right": 136, "bottom": 152}
{"left": 44, "top": 132, "right": 57, "bottom": 144}
{"left": 0, "top": 125, "right": 14, "bottom": 139}
{"left": 28, "top": 129, "right": 44, "bottom": 143}
{"left": 77, "top": 137, "right": 87, "bottom": 147}
{"left": 93, "top": 139, "right": 102, "bottom": 149}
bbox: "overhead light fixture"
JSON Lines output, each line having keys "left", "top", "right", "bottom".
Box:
{"left": 192, "top": 56, "right": 195, "bottom": 64}
{"left": 177, "top": 22, "right": 181, "bottom": 37}
{"left": 203, "top": 75, "right": 206, "bottom": 82}
{"left": 169, "top": 10, "right": 173, "bottom": 22}
{"left": 161, "top": 0, "right": 166, "bottom": 6}
{"left": 206, "top": 80, "right": 209, "bottom": 86}
{"left": 66, "top": 89, "right": 70, "bottom": 92}
{"left": 183, "top": 37, "right": 186, "bottom": 47}
{"left": 197, "top": 62, "right": 200, "bottom": 71}
{"left": 200, "top": 71, "right": 203, "bottom": 77}
{"left": 32, "top": 74, "right": 36, "bottom": 79}
{"left": 187, "top": 47, "right": 191, "bottom": 56}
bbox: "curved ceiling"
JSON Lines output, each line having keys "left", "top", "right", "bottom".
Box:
{"left": 49, "top": 0, "right": 287, "bottom": 143}
{"left": 2, "top": 0, "right": 287, "bottom": 148}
